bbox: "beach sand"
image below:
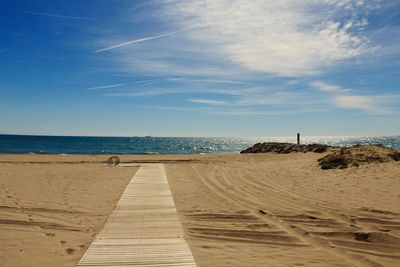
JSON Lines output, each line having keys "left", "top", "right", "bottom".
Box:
{"left": 0, "top": 153, "right": 399, "bottom": 266}
{"left": 0, "top": 155, "right": 139, "bottom": 267}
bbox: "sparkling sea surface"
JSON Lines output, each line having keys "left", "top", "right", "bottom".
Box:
{"left": 0, "top": 134, "right": 399, "bottom": 154}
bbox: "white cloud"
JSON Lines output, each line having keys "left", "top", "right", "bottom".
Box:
{"left": 163, "top": 0, "right": 373, "bottom": 76}
{"left": 309, "top": 81, "right": 348, "bottom": 93}
{"left": 333, "top": 95, "right": 388, "bottom": 114}
{"left": 92, "top": 1, "right": 397, "bottom": 117}
{"left": 310, "top": 80, "right": 393, "bottom": 114}
{"left": 181, "top": 78, "right": 255, "bottom": 85}
{"left": 188, "top": 98, "right": 229, "bottom": 105}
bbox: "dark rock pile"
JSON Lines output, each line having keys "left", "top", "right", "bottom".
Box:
{"left": 240, "top": 142, "right": 330, "bottom": 154}
{"left": 318, "top": 145, "right": 400, "bottom": 169}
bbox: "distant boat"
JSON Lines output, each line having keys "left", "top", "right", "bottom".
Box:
{"left": 144, "top": 136, "right": 151, "bottom": 138}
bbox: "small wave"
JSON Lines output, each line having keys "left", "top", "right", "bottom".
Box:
{"left": 28, "top": 151, "right": 50, "bottom": 155}
{"left": 144, "top": 152, "right": 159, "bottom": 155}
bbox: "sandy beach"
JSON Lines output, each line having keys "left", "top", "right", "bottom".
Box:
{"left": 0, "top": 155, "right": 139, "bottom": 267}
{"left": 0, "top": 153, "right": 399, "bottom": 266}
{"left": 3, "top": 0, "right": 400, "bottom": 266}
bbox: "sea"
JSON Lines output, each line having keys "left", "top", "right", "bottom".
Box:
{"left": 0, "top": 134, "right": 399, "bottom": 155}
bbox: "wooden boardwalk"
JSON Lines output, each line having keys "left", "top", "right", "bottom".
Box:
{"left": 76, "top": 163, "right": 197, "bottom": 267}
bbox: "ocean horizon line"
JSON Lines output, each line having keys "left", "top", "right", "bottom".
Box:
{"left": 1, "top": 133, "right": 399, "bottom": 139}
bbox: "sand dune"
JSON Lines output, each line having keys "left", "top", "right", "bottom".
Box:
{"left": 0, "top": 153, "right": 399, "bottom": 266}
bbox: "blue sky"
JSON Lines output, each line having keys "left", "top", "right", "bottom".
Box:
{"left": 0, "top": 0, "right": 399, "bottom": 137}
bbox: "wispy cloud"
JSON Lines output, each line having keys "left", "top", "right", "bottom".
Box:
{"left": 130, "top": 77, "right": 255, "bottom": 86}
{"left": 188, "top": 98, "right": 229, "bottom": 105}
{"left": 20, "top": 11, "right": 95, "bottom": 21}
{"left": 151, "top": 106, "right": 192, "bottom": 112}
{"left": 163, "top": 1, "right": 374, "bottom": 76}
{"left": 309, "top": 81, "right": 349, "bottom": 93}
{"left": 199, "top": 106, "right": 324, "bottom": 117}
{"left": 100, "top": 77, "right": 394, "bottom": 116}
{"left": 104, "top": 86, "right": 254, "bottom": 97}
{"left": 150, "top": 105, "right": 325, "bottom": 117}
{"left": 91, "top": 1, "right": 397, "bottom": 118}
{"left": 90, "top": 77, "right": 258, "bottom": 96}
{"left": 309, "top": 80, "right": 394, "bottom": 114}
{"left": 183, "top": 79, "right": 255, "bottom": 85}
{"left": 86, "top": 83, "right": 126, "bottom": 90}
{"left": 96, "top": 27, "right": 191, "bottom": 53}
{"left": 333, "top": 95, "right": 389, "bottom": 114}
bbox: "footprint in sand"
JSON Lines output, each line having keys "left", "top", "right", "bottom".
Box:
{"left": 65, "top": 248, "right": 75, "bottom": 255}
{"left": 44, "top": 232, "right": 55, "bottom": 237}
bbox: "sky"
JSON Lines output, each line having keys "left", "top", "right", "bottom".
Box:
{"left": 0, "top": 0, "right": 399, "bottom": 137}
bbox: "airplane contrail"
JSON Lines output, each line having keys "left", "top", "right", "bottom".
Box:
{"left": 86, "top": 83, "right": 126, "bottom": 90}
{"left": 95, "top": 27, "right": 191, "bottom": 53}
{"left": 20, "top": 11, "right": 95, "bottom": 21}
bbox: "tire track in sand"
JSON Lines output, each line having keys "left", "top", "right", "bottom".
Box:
{"left": 218, "top": 166, "right": 400, "bottom": 264}
{"left": 191, "top": 164, "right": 393, "bottom": 267}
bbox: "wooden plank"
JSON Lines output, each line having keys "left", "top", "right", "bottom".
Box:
{"left": 76, "top": 164, "right": 197, "bottom": 267}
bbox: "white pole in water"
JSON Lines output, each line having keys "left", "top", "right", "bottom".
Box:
{"left": 297, "top": 133, "right": 300, "bottom": 145}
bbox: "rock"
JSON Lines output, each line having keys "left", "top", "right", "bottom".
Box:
{"left": 353, "top": 232, "right": 370, "bottom": 242}
{"left": 388, "top": 151, "right": 400, "bottom": 161}
{"left": 240, "top": 142, "right": 330, "bottom": 154}
{"left": 308, "top": 144, "right": 329, "bottom": 153}
{"left": 318, "top": 154, "right": 348, "bottom": 169}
